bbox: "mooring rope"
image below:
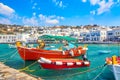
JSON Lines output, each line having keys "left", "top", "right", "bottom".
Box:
{"left": 1, "top": 50, "right": 18, "bottom": 63}
{"left": 0, "top": 48, "right": 22, "bottom": 63}
{"left": 92, "top": 64, "right": 107, "bottom": 80}
{"left": 0, "top": 49, "right": 17, "bottom": 58}
{"left": 19, "top": 61, "right": 38, "bottom": 72}
{"left": 28, "top": 63, "right": 107, "bottom": 79}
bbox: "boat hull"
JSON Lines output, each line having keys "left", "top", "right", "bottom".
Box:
{"left": 106, "top": 56, "right": 120, "bottom": 80}
{"left": 38, "top": 58, "right": 90, "bottom": 70}
{"left": 17, "top": 47, "right": 86, "bottom": 60}
{"left": 108, "top": 65, "right": 120, "bottom": 80}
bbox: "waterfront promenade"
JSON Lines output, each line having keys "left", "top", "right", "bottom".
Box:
{"left": 77, "top": 41, "right": 120, "bottom": 44}
{"left": 0, "top": 62, "right": 42, "bottom": 80}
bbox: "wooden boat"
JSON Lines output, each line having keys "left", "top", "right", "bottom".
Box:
{"left": 106, "top": 56, "right": 120, "bottom": 80}
{"left": 16, "top": 41, "right": 87, "bottom": 60}
{"left": 38, "top": 57, "right": 90, "bottom": 69}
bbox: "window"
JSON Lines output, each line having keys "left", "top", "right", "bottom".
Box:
{"left": 108, "top": 33, "right": 113, "bottom": 35}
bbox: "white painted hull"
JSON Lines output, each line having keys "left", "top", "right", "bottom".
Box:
{"left": 108, "top": 65, "right": 120, "bottom": 80}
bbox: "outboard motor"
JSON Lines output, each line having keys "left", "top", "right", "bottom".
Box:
{"left": 82, "top": 54, "right": 88, "bottom": 61}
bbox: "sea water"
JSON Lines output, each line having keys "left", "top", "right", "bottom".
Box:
{"left": 0, "top": 43, "right": 120, "bottom": 80}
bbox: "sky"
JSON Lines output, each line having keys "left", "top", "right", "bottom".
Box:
{"left": 0, "top": 0, "right": 120, "bottom": 26}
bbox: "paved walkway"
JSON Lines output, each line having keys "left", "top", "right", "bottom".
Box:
{"left": 0, "top": 62, "right": 42, "bottom": 80}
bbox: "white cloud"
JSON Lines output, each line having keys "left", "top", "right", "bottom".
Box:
{"left": 59, "top": 1, "right": 63, "bottom": 7}
{"left": 0, "top": 18, "right": 11, "bottom": 24}
{"left": 57, "top": 16, "right": 65, "bottom": 20}
{"left": 86, "top": 0, "right": 114, "bottom": 15}
{"left": 33, "top": 12, "right": 36, "bottom": 16}
{"left": 38, "top": 14, "right": 64, "bottom": 25}
{"left": 90, "top": 0, "right": 99, "bottom": 5}
{"left": 32, "top": 3, "right": 37, "bottom": 9}
{"left": 0, "top": 3, "right": 15, "bottom": 16}
{"left": 39, "top": 14, "right": 46, "bottom": 20}
{"left": 82, "top": 0, "right": 87, "bottom": 3}
{"left": 97, "top": 0, "right": 114, "bottom": 15}
{"left": 52, "top": 0, "right": 66, "bottom": 8}
{"left": 46, "top": 19, "right": 59, "bottom": 24}
{"left": 23, "top": 17, "right": 38, "bottom": 26}
{"left": 48, "top": 15, "right": 56, "bottom": 19}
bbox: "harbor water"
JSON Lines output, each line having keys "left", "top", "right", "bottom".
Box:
{"left": 0, "top": 43, "right": 120, "bottom": 80}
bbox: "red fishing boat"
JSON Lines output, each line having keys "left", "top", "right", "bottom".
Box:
{"left": 38, "top": 57, "right": 90, "bottom": 69}
{"left": 16, "top": 41, "right": 87, "bottom": 60}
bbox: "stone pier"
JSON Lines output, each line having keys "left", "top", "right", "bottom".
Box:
{"left": 0, "top": 62, "right": 42, "bottom": 80}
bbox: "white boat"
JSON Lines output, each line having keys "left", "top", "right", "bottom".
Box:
{"left": 106, "top": 56, "right": 120, "bottom": 80}
{"left": 107, "top": 65, "right": 120, "bottom": 80}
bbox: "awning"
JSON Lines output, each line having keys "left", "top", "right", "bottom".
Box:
{"left": 39, "top": 35, "right": 77, "bottom": 42}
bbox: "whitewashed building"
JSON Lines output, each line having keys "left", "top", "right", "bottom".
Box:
{"left": 80, "top": 27, "right": 108, "bottom": 42}
{"left": 0, "top": 34, "right": 21, "bottom": 43}
{"left": 79, "top": 28, "right": 89, "bottom": 41}
{"left": 107, "top": 28, "right": 120, "bottom": 41}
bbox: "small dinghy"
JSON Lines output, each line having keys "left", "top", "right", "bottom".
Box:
{"left": 38, "top": 57, "right": 90, "bottom": 70}
{"left": 98, "top": 50, "right": 111, "bottom": 54}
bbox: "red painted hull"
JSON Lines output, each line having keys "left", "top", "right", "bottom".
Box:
{"left": 17, "top": 46, "right": 86, "bottom": 60}
{"left": 38, "top": 58, "right": 90, "bottom": 70}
